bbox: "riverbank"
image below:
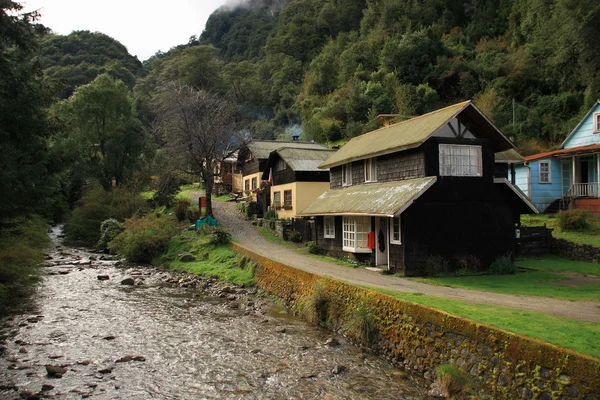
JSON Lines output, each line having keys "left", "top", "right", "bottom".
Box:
{"left": 232, "top": 241, "right": 600, "bottom": 400}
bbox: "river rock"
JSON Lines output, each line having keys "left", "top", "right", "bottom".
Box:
{"left": 275, "top": 326, "right": 287, "bottom": 333}
{"left": 325, "top": 337, "right": 340, "bottom": 347}
{"left": 120, "top": 278, "right": 135, "bottom": 286}
{"left": 179, "top": 253, "right": 196, "bottom": 262}
{"left": 103, "top": 335, "right": 116, "bottom": 340}
{"left": 46, "top": 365, "right": 67, "bottom": 378}
{"left": 221, "top": 286, "right": 233, "bottom": 293}
{"left": 41, "top": 384, "right": 54, "bottom": 391}
{"left": 98, "top": 365, "right": 114, "bottom": 374}
{"left": 97, "top": 275, "right": 110, "bottom": 281}
{"left": 115, "top": 355, "right": 145, "bottom": 363}
{"left": 331, "top": 365, "right": 347, "bottom": 374}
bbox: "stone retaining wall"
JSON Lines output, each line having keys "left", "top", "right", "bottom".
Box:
{"left": 552, "top": 238, "right": 600, "bottom": 263}
{"left": 232, "top": 242, "right": 600, "bottom": 399}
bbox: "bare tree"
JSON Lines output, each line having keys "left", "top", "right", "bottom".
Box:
{"left": 153, "top": 83, "right": 240, "bottom": 216}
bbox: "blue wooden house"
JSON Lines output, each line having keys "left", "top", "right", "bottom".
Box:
{"left": 515, "top": 100, "right": 600, "bottom": 214}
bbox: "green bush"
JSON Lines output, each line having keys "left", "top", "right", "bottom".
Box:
{"left": 207, "top": 227, "right": 231, "bottom": 245}
{"left": 246, "top": 202, "right": 257, "bottom": 218}
{"left": 436, "top": 364, "right": 467, "bottom": 398}
{"left": 109, "top": 214, "right": 178, "bottom": 263}
{"left": 97, "top": 218, "right": 124, "bottom": 249}
{"left": 307, "top": 241, "right": 319, "bottom": 254}
{"left": 559, "top": 209, "right": 590, "bottom": 231}
{"left": 173, "top": 198, "right": 191, "bottom": 222}
{"left": 186, "top": 205, "right": 201, "bottom": 223}
{"left": 420, "top": 254, "right": 449, "bottom": 277}
{"left": 152, "top": 170, "right": 180, "bottom": 207}
{"left": 287, "top": 229, "right": 302, "bottom": 242}
{"left": 0, "top": 216, "right": 50, "bottom": 314}
{"left": 64, "top": 187, "right": 145, "bottom": 246}
{"left": 265, "top": 209, "right": 277, "bottom": 220}
{"left": 346, "top": 303, "right": 378, "bottom": 344}
{"left": 489, "top": 254, "right": 517, "bottom": 275}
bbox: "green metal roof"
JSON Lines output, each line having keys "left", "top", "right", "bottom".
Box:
{"left": 298, "top": 177, "right": 437, "bottom": 217}
{"left": 275, "top": 147, "right": 337, "bottom": 172}
{"left": 319, "top": 102, "right": 470, "bottom": 169}
{"left": 495, "top": 148, "right": 524, "bottom": 163}
{"left": 247, "top": 140, "right": 328, "bottom": 160}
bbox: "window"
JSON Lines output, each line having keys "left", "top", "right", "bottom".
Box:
{"left": 324, "top": 216, "right": 335, "bottom": 239}
{"left": 275, "top": 159, "right": 286, "bottom": 171}
{"left": 390, "top": 217, "right": 401, "bottom": 245}
{"left": 244, "top": 179, "right": 250, "bottom": 192}
{"left": 251, "top": 177, "right": 257, "bottom": 190}
{"left": 342, "top": 216, "right": 371, "bottom": 253}
{"left": 594, "top": 113, "right": 600, "bottom": 133}
{"left": 273, "top": 191, "right": 281, "bottom": 207}
{"left": 439, "top": 144, "right": 482, "bottom": 177}
{"left": 342, "top": 163, "right": 352, "bottom": 186}
{"left": 365, "top": 158, "right": 377, "bottom": 182}
{"left": 539, "top": 160, "right": 551, "bottom": 184}
{"left": 283, "top": 189, "right": 292, "bottom": 207}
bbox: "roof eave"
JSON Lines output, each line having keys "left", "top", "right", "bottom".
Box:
{"left": 560, "top": 100, "right": 600, "bottom": 149}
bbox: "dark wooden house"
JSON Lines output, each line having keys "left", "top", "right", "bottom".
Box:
{"left": 299, "top": 101, "right": 537, "bottom": 276}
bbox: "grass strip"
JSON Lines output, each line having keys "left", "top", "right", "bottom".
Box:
{"left": 369, "top": 288, "right": 600, "bottom": 359}
{"left": 521, "top": 214, "right": 600, "bottom": 247}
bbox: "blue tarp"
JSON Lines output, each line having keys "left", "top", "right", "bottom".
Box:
{"left": 195, "top": 216, "right": 218, "bottom": 231}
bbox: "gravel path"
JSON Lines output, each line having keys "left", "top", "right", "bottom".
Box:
{"left": 210, "top": 200, "right": 600, "bottom": 323}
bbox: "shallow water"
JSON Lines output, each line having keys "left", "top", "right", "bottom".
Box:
{"left": 0, "top": 226, "right": 427, "bottom": 399}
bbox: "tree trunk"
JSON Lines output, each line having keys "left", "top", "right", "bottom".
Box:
{"left": 203, "top": 169, "right": 215, "bottom": 217}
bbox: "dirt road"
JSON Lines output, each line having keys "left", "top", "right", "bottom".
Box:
{"left": 209, "top": 200, "right": 600, "bottom": 323}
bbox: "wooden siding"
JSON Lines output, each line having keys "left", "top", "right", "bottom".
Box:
{"left": 527, "top": 158, "right": 563, "bottom": 212}
{"left": 515, "top": 164, "right": 530, "bottom": 197}
{"left": 242, "top": 158, "right": 260, "bottom": 176}
{"left": 563, "top": 102, "right": 600, "bottom": 149}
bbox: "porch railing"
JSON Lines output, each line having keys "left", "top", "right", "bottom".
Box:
{"left": 568, "top": 182, "right": 600, "bottom": 198}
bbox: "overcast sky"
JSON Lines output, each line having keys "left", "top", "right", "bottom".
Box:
{"left": 21, "top": 0, "right": 230, "bottom": 60}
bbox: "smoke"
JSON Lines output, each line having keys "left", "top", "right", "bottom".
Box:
{"left": 221, "top": 0, "right": 290, "bottom": 13}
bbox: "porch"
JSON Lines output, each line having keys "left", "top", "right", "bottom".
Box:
{"left": 558, "top": 154, "right": 600, "bottom": 215}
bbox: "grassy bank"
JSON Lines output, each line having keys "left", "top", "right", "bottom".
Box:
{"left": 160, "top": 231, "right": 255, "bottom": 286}
{"left": 521, "top": 213, "right": 600, "bottom": 247}
{"left": 410, "top": 255, "right": 600, "bottom": 301}
{"left": 0, "top": 216, "right": 51, "bottom": 314}
{"left": 371, "top": 289, "right": 600, "bottom": 359}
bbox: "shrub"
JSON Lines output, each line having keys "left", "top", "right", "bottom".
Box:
{"left": 265, "top": 209, "right": 277, "bottom": 220}
{"left": 302, "top": 282, "right": 331, "bottom": 328}
{"left": 186, "top": 206, "right": 201, "bottom": 223}
{"left": 345, "top": 303, "right": 378, "bottom": 344}
{"left": 109, "top": 214, "right": 177, "bottom": 263}
{"left": 420, "top": 254, "right": 449, "bottom": 277}
{"left": 152, "top": 170, "right": 180, "bottom": 207}
{"left": 559, "top": 209, "right": 590, "bottom": 231}
{"left": 97, "top": 218, "right": 124, "bottom": 249}
{"left": 246, "top": 202, "right": 257, "bottom": 218}
{"left": 173, "top": 199, "right": 191, "bottom": 222}
{"left": 435, "top": 364, "right": 467, "bottom": 399}
{"left": 307, "top": 241, "right": 319, "bottom": 254}
{"left": 489, "top": 253, "right": 516, "bottom": 275}
{"left": 64, "top": 187, "right": 145, "bottom": 246}
{"left": 287, "top": 229, "right": 302, "bottom": 242}
{"left": 207, "top": 227, "right": 231, "bottom": 245}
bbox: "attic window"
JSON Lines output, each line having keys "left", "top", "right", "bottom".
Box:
{"left": 342, "top": 163, "right": 352, "bottom": 186}
{"left": 275, "top": 159, "right": 286, "bottom": 171}
{"left": 439, "top": 144, "right": 482, "bottom": 177}
{"left": 365, "top": 158, "right": 377, "bottom": 183}
{"left": 594, "top": 113, "right": 600, "bottom": 133}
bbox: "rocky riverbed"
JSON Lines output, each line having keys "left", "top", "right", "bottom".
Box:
{"left": 0, "top": 226, "right": 428, "bottom": 399}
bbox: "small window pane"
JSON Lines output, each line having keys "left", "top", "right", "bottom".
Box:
{"left": 324, "top": 216, "right": 335, "bottom": 238}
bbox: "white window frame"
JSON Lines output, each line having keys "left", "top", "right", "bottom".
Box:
{"left": 390, "top": 216, "right": 401, "bottom": 245}
{"left": 342, "top": 163, "right": 352, "bottom": 186}
{"left": 273, "top": 191, "right": 281, "bottom": 207}
{"left": 324, "top": 216, "right": 335, "bottom": 239}
{"left": 594, "top": 113, "right": 600, "bottom": 133}
{"left": 364, "top": 158, "right": 377, "bottom": 183}
{"left": 342, "top": 216, "right": 371, "bottom": 253}
{"left": 439, "top": 144, "right": 483, "bottom": 177}
{"left": 539, "top": 160, "right": 551, "bottom": 184}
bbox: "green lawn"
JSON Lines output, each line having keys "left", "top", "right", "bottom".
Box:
{"left": 521, "top": 213, "right": 600, "bottom": 247}
{"left": 411, "top": 255, "right": 600, "bottom": 301}
{"left": 370, "top": 289, "right": 600, "bottom": 359}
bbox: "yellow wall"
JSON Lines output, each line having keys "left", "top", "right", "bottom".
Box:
{"left": 242, "top": 172, "right": 263, "bottom": 201}
{"left": 271, "top": 181, "right": 329, "bottom": 219}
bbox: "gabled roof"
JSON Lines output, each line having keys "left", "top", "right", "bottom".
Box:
{"left": 270, "top": 147, "right": 337, "bottom": 172}
{"left": 560, "top": 100, "right": 600, "bottom": 149}
{"left": 319, "top": 101, "right": 514, "bottom": 169}
{"left": 298, "top": 177, "right": 436, "bottom": 217}
{"left": 245, "top": 140, "right": 328, "bottom": 160}
{"left": 495, "top": 148, "right": 524, "bottom": 163}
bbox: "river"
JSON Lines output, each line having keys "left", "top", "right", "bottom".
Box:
{"left": 0, "top": 226, "right": 428, "bottom": 399}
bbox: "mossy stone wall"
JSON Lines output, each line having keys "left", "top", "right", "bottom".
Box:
{"left": 232, "top": 242, "right": 600, "bottom": 399}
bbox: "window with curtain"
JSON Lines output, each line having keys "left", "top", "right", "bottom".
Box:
{"left": 439, "top": 144, "right": 482, "bottom": 177}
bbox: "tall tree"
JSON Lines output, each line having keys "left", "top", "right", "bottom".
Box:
{"left": 0, "top": 1, "right": 55, "bottom": 221}
{"left": 153, "top": 84, "right": 240, "bottom": 216}
{"left": 53, "top": 74, "right": 151, "bottom": 190}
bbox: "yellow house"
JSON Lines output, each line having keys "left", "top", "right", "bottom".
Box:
{"left": 262, "top": 147, "right": 336, "bottom": 219}
{"left": 237, "top": 140, "right": 329, "bottom": 214}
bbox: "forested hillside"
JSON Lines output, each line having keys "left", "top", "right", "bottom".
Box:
{"left": 40, "top": 31, "right": 145, "bottom": 98}
{"left": 199, "top": 0, "right": 600, "bottom": 152}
